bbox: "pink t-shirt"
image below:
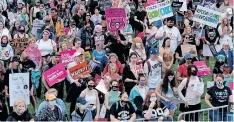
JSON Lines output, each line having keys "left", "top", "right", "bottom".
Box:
{"left": 24, "top": 48, "right": 42, "bottom": 65}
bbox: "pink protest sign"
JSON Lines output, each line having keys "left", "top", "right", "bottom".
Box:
{"left": 59, "top": 50, "right": 76, "bottom": 67}
{"left": 193, "top": 61, "right": 211, "bottom": 76}
{"left": 43, "top": 63, "right": 68, "bottom": 87}
{"left": 105, "top": 8, "right": 127, "bottom": 31}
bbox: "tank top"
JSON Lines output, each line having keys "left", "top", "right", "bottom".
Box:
{"left": 108, "top": 91, "right": 119, "bottom": 106}
{"left": 85, "top": 90, "right": 97, "bottom": 108}
{"left": 33, "top": 7, "right": 40, "bottom": 18}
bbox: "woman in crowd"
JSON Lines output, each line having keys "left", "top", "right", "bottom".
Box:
{"left": 143, "top": 91, "right": 170, "bottom": 121}
{"left": 102, "top": 53, "right": 123, "bottom": 76}
{"left": 205, "top": 74, "right": 232, "bottom": 121}
{"left": 17, "top": 7, "right": 29, "bottom": 25}
{"left": 91, "top": 42, "right": 106, "bottom": 73}
{"left": 129, "top": 37, "right": 146, "bottom": 61}
{"left": 213, "top": 54, "right": 229, "bottom": 81}
{"left": 93, "top": 24, "right": 106, "bottom": 46}
{"left": 123, "top": 52, "right": 140, "bottom": 95}
{"left": 7, "top": 99, "right": 34, "bottom": 121}
{"left": 156, "top": 70, "right": 177, "bottom": 117}
{"left": 0, "top": 20, "right": 10, "bottom": 39}
{"left": 159, "top": 37, "right": 174, "bottom": 77}
{"left": 219, "top": 26, "right": 233, "bottom": 49}
{"left": 72, "top": 38, "right": 85, "bottom": 60}
{"left": 219, "top": 0, "right": 231, "bottom": 13}
{"left": 104, "top": 63, "right": 120, "bottom": 87}
{"left": 121, "top": 19, "right": 133, "bottom": 44}
{"left": 104, "top": 80, "right": 120, "bottom": 120}
{"left": 79, "top": 77, "right": 100, "bottom": 121}
{"left": 129, "top": 73, "right": 149, "bottom": 118}
{"left": 110, "top": 92, "right": 136, "bottom": 121}
{"left": 178, "top": 65, "right": 204, "bottom": 121}
{"left": 36, "top": 90, "right": 63, "bottom": 121}
{"left": 13, "top": 25, "right": 28, "bottom": 40}
{"left": 0, "top": 35, "right": 14, "bottom": 67}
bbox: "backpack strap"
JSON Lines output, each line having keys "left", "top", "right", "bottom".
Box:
{"left": 146, "top": 61, "right": 151, "bottom": 75}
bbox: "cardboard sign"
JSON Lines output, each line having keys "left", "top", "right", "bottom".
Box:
{"left": 105, "top": 8, "right": 127, "bottom": 31}
{"left": 181, "top": 45, "right": 197, "bottom": 56}
{"left": 193, "top": 61, "right": 212, "bottom": 76}
{"left": 202, "top": 44, "right": 222, "bottom": 56}
{"left": 9, "top": 73, "right": 30, "bottom": 106}
{"left": 10, "top": 38, "right": 28, "bottom": 56}
{"left": 146, "top": 1, "right": 173, "bottom": 23}
{"left": 68, "top": 61, "right": 91, "bottom": 80}
{"left": 59, "top": 50, "right": 76, "bottom": 67}
{"left": 43, "top": 63, "right": 68, "bottom": 87}
{"left": 193, "top": 5, "right": 221, "bottom": 27}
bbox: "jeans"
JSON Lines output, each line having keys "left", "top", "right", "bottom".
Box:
{"left": 209, "top": 110, "right": 227, "bottom": 121}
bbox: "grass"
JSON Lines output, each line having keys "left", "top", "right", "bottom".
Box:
{"left": 27, "top": 57, "right": 216, "bottom": 121}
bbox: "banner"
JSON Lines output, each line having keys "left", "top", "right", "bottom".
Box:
{"left": 193, "top": 5, "right": 221, "bottom": 27}
{"left": 105, "top": 8, "right": 127, "bottom": 31}
{"left": 59, "top": 50, "right": 76, "bottom": 67}
{"left": 68, "top": 61, "right": 91, "bottom": 80}
{"left": 193, "top": 61, "right": 211, "bottom": 76}
{"left": 181, "top": 45, "right": 197, "bottom": 56}
{"left": 146, "top": 1, "right": 173, "bottom": 23}
{"left": 9, "top": 73, "right": 30, "bottom": 106}
{"left": 43, "top": 63, "right": 68, "bottom": 87}
{"left": 202, "top": 44, "right": 222, "bottom": 56}
{"left": 10, "top": 38, "right": 28, "bottom": 56}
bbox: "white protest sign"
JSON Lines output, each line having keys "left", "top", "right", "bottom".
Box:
{"left": 202, "top": 44, "right": 222, "bottom": 56}
{"left": 146, "top": 1, "right": 173, "bottom": 23}
{"left": 95, "top": 79, "right": 108, "bottom": 94}
{"left": 9, "top": 73, "right": 30, "bottom": 106}
{"left": 193, "top": 5, "right": 221, "bottom": 27}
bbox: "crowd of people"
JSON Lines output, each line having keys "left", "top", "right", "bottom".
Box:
{"left": 0, "top": 0, "right": 233, "bottom": 121}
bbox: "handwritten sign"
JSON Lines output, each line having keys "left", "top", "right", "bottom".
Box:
{"left": 193, "top": 61, "right": 211, "bottom": 76}
{"left": 10, "top": 39, "right": 28, "bottom": 56}
{"left": 43, "top": 63, "right": 68, "bottom": 87}
{"left": 105, "top": 8, "right": 127, "bottom": 31}
{"left": 59, "top": 50, "right": 76, "bottom": 67}
{"left": 193, "top": 5, "right": 221, "bottom": 27}
{"left": 9, "top": 73, "right": 30, "bottom": 106}
{"left": 181, "top": 45, "right": 197, "bottom": 56}
{"left": 95, "top": 79, "right": 108, "bottom": 94}
{"left": 202, "top": 44, "right": 222, "bottom": 56}
{"left": 171, "top": 1, "right": 183, "bottom": 8}
{"left": 68, "top": 61, "right": 91, "bottom": 80}
{"left": 146, "top": 1, "right": 173, "bottom": 23}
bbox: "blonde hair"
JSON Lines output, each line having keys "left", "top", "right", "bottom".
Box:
{"left": 59, "top": 42, "right": 68, "bottom": 52}
{"left": 45, "top": 88, "right": 58, "bottom": 97}
{"left": 108, "top": 63, "right": 117, "bottom": 74}
{"left": 13, "top": 99, "right": 27, "bottom": 112}
{"left": 221, "top": 17, "right": 231, "bottom": 33}
{"left": 28, "top": 37, "right": 36, "bottom": 44}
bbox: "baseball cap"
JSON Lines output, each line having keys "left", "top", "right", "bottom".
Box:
{"left": 73, "top": 52, "right": 83, "bottom": 58}
{"left": 139, "top": 3, "right": 144, "bottom": 7}
{"left": 76, "top": 97, "right": 87, "bottom": 105}
{"left": 184, "top": 53, "right": 192, "bottom": 60}
{"left": 150, "top": 48, "right": 159, "bottom": 55}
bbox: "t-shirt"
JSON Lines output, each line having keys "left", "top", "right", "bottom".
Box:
{"left": 21, "top": 59, "right": 36, "bottom": 72}
{"left": 142, "top": 102, "right": 167, "bottom": 120}
{"left": 144, "top": 59, "right": 162, "bottom": 89}
{"left": 92, "top": 50, "right": 106, "bottom": 63}
{"left": 207, "top": 86, "right": 232, "bottom": 108}
{"left": 134, "top": 10, "right": 147, "bottom": 31}
{"left": 177, "top": 64, "right": 188, "bottom": 78}
{"left": 110, "top": 101, "right": 135, "bottom": 121}
{"left": 36, "top": 39, "right": 56, "bottom": 56}
{"left": 205, "top": 28, "right": 219, "bottom": 44}
{"left": 90, "top": 15, "right": 102, "bottom": 26}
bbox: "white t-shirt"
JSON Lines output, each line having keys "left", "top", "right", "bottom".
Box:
{"left": 156, "top": 26, "right": 182, "bottom": 54}
{"left": 144, "top": 59, "right": 162, "bottom": 89}
{"left": 36, "top": 39, "right": 56, "bottom": 56}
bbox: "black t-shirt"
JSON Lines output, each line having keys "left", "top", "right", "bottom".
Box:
{"left": 110, "top": 101, "right": 135, "bottom": 121}
{"left": 207, "top": 86, "right": 232, "bottom": 110}
{"left": 72, "top": 14, "right": 84, "bottom": 28}
{"left": 213, "top": 66, "right": 223, "bottom": 74}
{"left": 205, "top": 28, "right": 220, "bottom": 44}
{"left": 21, "top": 59, "right": 36, "bottom": 72}
{"left": 142, "top": 102, "right": 167, "bottom": 120}
{"left": 134, "top": 10, "right": 147, "bottom": 31}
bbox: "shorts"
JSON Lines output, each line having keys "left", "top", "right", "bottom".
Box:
{"left": 160, "top": 99, "right": 177, "bottom": 111}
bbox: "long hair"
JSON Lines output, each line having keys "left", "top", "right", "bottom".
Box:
{"left": 1, "top": 35, "right": 9, "bottom": 44}
{"left": 221, "top": 17, "right": 231, "bottom": 33}
{"left": 144, "top": 91, "right": 160, "bottom": 108}
{"left": 162, "top": 70, "right": 176, "bottom": 94}
{"left": 162, "top": 37, "right": 171, "bottom": 48}
{"left": 187, "top": 64, "right": 198, "bottom": 77}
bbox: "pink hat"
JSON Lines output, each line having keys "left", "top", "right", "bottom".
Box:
{"left": 94, "top": 25, "right": 102, "bottom": 33}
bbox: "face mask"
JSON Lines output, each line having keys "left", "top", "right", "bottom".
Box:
{"left": 216, "top": 81, "right": 224, "bottom": 87}
{"left": 139, "top": 81, "right": 146, "bottom": 86}
{"left": 167, "top": 25, "right": 173, "bottom": 28}
{"left": 112, "top": 86, "right": 118, "bottom": 91}
{"left": 19, "top": 30, "right": 25, "bottom": 33}
{"left": 191, "top": 70, "right": 197, "bottom": 76}
{"left": 150, "top": 97, "right": 157, "bottom": 102}
{"left": 48, "top": 100, "right": 56, "bottom": 107}
{"left": 136, "top": 43, "right": 141, "bottom": 48}
{"left": 80, "top": 105, "right": 86, "bottom": 110}
{"left": 218, "top": 61, "right": 225, "bottom": 66}
{"left": 16, "top": 108, "right": 25, "bottom": 115}
{"left": 1, "top": 43, "right": 7, "bottom": 47}
{"left": 88, "top": 85, "right": 94, "bottom": 90}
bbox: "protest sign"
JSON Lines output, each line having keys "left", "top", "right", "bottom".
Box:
{"left": 193, "top": 61, "right": 211, "bottom": 76}
{"left": 202, "top": 44, "right": 222, "bottom": 56}
{"left": 133, "top": 62, "right": 144, "bottom": 76}
{"left": 59, "top": 50, "right": 76, "bottom": 67}
{"left": 181, "top": 45, "right": 197, "bottom": 56}
{"left": 105, "top": 8, "right": 127, "bottom": 31}
{"left": 99, "top": 0, "right": 112, "bottom": 11}
{"left": 68, "top": 61, "right": 91, "bottom": 80}
{"left": 193, "top": 5, "right": 221, "bottom": 27}
{"left": 146, "top": 1, "right": 173, "bottom": 23}
{"left": 171, "top": 1, "right": 183, "bottom": 8}
{"left": 95, "top": 79, "right": 108, "bottom": 94}
{"left": 9, "top": 73, "right": 30, "bottom": 106}
{"left": 229, "top": 82, "right": 233, "bottom": 91}
{"left": 43, "top": 63, "right": 67, "bottom": 87}
{"left": 10, "top": 38, "right": 28, "bottom": 56}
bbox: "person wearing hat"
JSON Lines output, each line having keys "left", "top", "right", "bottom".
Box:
{"left": 213, "top": 54, "right": 231, "bottom": 81}
{"left": 71, "top": 97, "right": 93, "bottom": 121}
{"left": 134, "top": 3, "right": 147, "bottom": 36}
{"left": 217, "top": 41, "right": 233, "bottom": 72}
{"left": 177, "top": 53, "right": 193, "bottom": 82}
{"left": 144, "top": 48, "right": 168, "bottom": 91}
{"left": 41, "top": 52, "right": 65, "bottom": 99}
{"left": 36, "top": 89, "right": 62, "bottom": 121}
{"left": 66, "top": 51, "right": 86, "bottom": 117}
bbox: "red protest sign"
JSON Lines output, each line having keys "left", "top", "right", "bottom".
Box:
{"left": 68, "top": 61, "right": 91, "bottom": 80}
{"left": 193, "top": 61, "right": 211, "bottom": 76}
